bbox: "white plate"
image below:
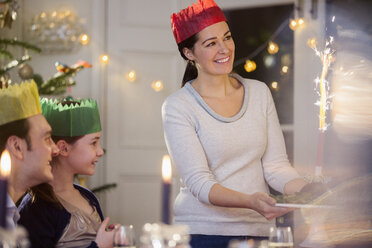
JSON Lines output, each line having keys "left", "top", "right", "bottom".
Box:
{"left": 275, "top": 203, "right": 334, "bottom": 209}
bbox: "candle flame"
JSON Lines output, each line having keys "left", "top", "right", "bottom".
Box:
{"left": 162, "top": 155, "right": 172, "bottom": 183}
{"left": 0, "top": 150, "right": 11, "bottom": 178}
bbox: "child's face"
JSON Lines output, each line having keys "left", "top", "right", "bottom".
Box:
{"left": 67, "top": 131, "right": 104, "bottom": 176}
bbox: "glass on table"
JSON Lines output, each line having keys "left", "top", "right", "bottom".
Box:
{"left": 113, "top": 225, "right": 136, "bottom": 248}
{"left": 268, "top": 226, "right": 293, "bottom": 248}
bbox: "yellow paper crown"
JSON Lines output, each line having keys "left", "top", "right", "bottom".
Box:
{"left": 0, "top": 80, "right": 42, "bottom": 126}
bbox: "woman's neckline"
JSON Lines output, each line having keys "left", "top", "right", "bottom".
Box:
{"left": 185, "top": 74, "right": 248, "bottom": 123}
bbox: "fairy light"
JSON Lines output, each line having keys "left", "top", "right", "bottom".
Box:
{"left": 267, "top": 41, "right": 279, "bottom": 55}
{"left": 152, "top": 80, "right": 163, "bottom": 92}
{"left": 270, "top": 81, "right": 279, "bottom": 91}
{"left": 244, "top": 60, "right": 256, "bottom": 72}
{"left": 289, "top": 19, "right": 297, "bottom": 30}
{"left": 100, "top": 54, "right": 109, "bottom": 64}
{"left": 298, "top": 18, "right": 305, "bottom": 26}
{"left": 281, "top": 66, "right": 289, "bottom": 74}
{"left": 79, "top": 34, "right": 89, "bottom": 45}
{"left": 126, "top": 70, "right": 136, "bottom": 82}
{"left": 289, "top": 18, "right": 305, "bottom": 31}
{"left": 307, "top": 38, "right": 317, "bottom": 50}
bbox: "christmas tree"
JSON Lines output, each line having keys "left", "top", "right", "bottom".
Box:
{"left": 0, "top": 0, "right": 91, "bottom": 95}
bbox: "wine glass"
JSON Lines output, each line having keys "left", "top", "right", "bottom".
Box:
{"left": 113, "top": 225, "right": 136, "bottom": 248}
{"left": 268, "top": 226, "right": 293, "bottom": 248}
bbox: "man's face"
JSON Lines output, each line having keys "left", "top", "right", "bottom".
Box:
{"left": 22, "top": 114, "right": 58, "bottom": 187}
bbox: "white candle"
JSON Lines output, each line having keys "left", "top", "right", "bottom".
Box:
{"left": 161, "top": 155, "right": 172, "bottom": 224}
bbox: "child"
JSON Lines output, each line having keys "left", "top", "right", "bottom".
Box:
{"left": 19, "top": 98, "right": 114, "bottom": 248}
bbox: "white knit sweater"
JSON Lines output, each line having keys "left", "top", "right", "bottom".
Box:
{"left": 162, "top": 74, "right": 301, "bottom": 236}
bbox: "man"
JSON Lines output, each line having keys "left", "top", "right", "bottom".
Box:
{"left": 0, "top": 81, "right": 59, "bottom": 229}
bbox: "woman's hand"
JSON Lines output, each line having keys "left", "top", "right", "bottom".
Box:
{"left": 247, "top": 192, "right": 294, "bottom": 220}
{"left": 95, "top": 217, "right": 115, "bottom": 248}
{"left": 209, "top": 184, "right": 294, "bottom": 220}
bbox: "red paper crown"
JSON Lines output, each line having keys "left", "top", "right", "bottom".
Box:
{"left": 171, "top": 0, "right": 226, "bottom": 44}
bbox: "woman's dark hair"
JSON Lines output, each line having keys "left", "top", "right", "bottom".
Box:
{"left": 30, "top": 99, "right": 84, "bottom": 207}
{"left": 177, "top": 33, "right": 199, "bottom": 87}
{"left": 0, "top": 118, "right": 31, "bottom": 154}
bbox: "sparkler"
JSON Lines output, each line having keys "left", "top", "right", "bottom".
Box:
{"left": 307, "top": 35, "right": 335, "bottom": 182}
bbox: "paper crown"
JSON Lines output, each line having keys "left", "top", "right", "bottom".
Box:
{"left": 171, "top": 0, "right": 226, "bottom": 44}
{"left": 0, "top": 81, "right": 41, "bottom": 126}
{"left": 40, "top": 98, "right": 102, "bottom": 137}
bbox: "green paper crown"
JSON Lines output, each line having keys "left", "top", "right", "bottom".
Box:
{"left": 40, "top": 98, "right": 102, "bottom": 137}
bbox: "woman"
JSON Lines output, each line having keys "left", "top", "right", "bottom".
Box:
{"left": 162, "top": 0, "right": 307, "bottom": 247}
{"left": 18, "top": 98, "right": 115, "bottom": 248}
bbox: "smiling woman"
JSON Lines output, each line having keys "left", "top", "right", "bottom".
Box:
{"left": 162, "top": 1, "right": 307, "bottom": 247}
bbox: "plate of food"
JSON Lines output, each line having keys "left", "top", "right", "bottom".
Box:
{"left": 271, "top": 183, "right": 334, "bottom": 208}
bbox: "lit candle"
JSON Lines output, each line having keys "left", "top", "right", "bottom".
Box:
{"left": 161, "top": 154, "right": 172, "bottom": 224}
{"left": 0, "top": 150, "right": 11, "bottom": 228}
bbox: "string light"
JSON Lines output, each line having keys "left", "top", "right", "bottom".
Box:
{"left": 307, "top": 38, "right": 317, "bottom": 50}
{"left": 270, "top": 81, "right": 279, "bottom": 91}
{"left": 281, "top": 66, "right": 289, "bottom": 74}
{"left": 267, "top": 41, "right": 279, "bottom": 54}
{"left": 126, "top": 70, "right": 136, "bottom": 82}
{"left": 244, "top": 60, "right": 256, "bottom": 72}
{"left": 297, "top": 18, "right": 305, "bottom": 26}
{"left": 79, "top": 34, "right": 89, "bottom": 45}
{"left": 289, "top": 18, "right": 305, "bottom": 31}
{"left": 289, "top": 19, "right": 297, "bottom": 30}
{"left": 100, "top": 54, "right": 109, "bottom": 64}
{"left": 152, "top": 80, "right": 163, "bottom": 92}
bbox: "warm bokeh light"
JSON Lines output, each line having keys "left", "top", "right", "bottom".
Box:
{"left": 281, "top": 66, "right": 289, "bottom": 74}
{"left": 126, "top": 70, "right": 136, "bottom": 82}
{"left": 0, "top": 150, "right": 11, "bottom": 178}
{"left": 244, "top": 60, "right": 256, "bottom": 72}
{"left": 289, "top": 19, "right": 297, "bottom": 30}
{"left": 289, "top": 18, "right": 305, "bottom": 30}
{"left": 79, "top": 34, "right": 89, "bottom": 45}
{"left": 307, "top": 38, "right": 317, "bottom": 50}
{"left": 270, "top": 81, "right": 279, "bottom": 91}
{"left": 162, "top": 155, "right": 172, "bottom": 183}
{"left": 99, "top": 54, "right": 109, "bottom": 64}
{"left": 152, "top": 80, "right": 163, "bottom": 92}
{"left": 297, "top": 18, "right": 305, "bottom": 26}
{"left": 267, "top": 41, "right": 279, "bottom": 55}
{"left": 264, "top": 55, "right": 275, "bottom": 68}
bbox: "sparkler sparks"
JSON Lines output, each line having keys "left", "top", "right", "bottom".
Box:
{"left": 305, "top": 35, "right": 336, "bottom": 183}
{"left": 308, "top": 36, "right": 335, "bottom": 132}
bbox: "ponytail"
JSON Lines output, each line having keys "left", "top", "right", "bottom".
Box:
{"left": 177, "top": 33, "right": 199, "bottom": 87}
{"left": 182, "top": 61, "right": 198, "bottom": 87}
